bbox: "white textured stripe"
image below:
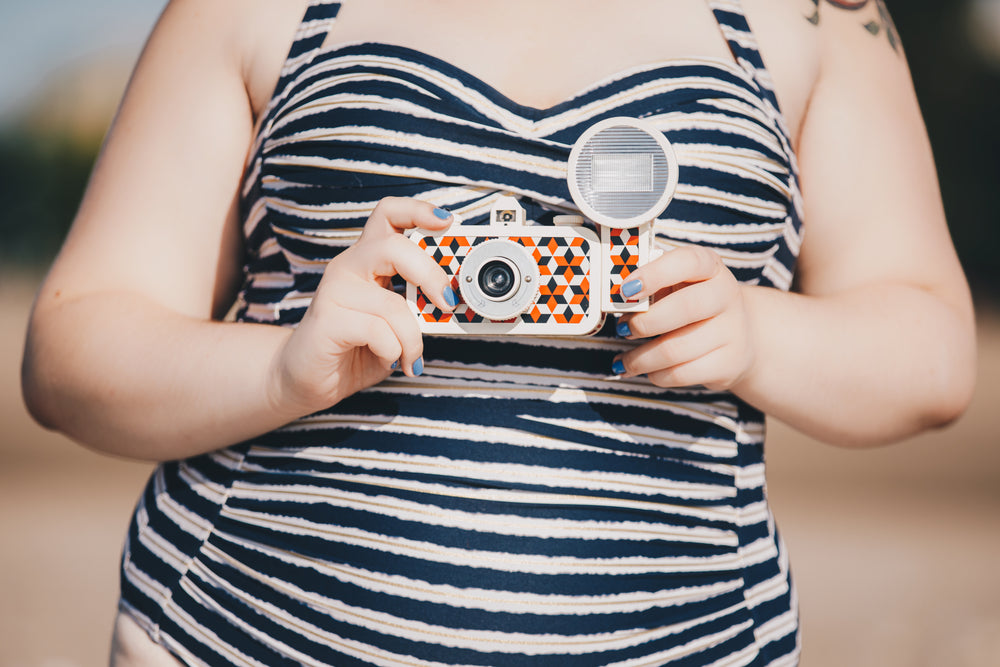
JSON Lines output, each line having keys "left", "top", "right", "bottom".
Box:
{"left": 237, "top": 463, "right": 742, "bottom": 525}
{"left": 762, "top": 256, "right": 794, "bottom": 291}
{"left": 176, "top": 462, "right": 231, "bottom": 507}
{"left": 122, "top": 553, "right": 176, "bottom": 604}
{"left": 783, "top": 213, "right": 803, "bottom": 254}
{"left": 675, "top": 184, "right": 789, "bottom": 219}
{"left": 266, "top": 153, "right": 564, "bottom": 206}
{"left": 658, "top": 111, "right": 784, "bottom": 157}
{"left": 153, "top": 468, "right": 214, "bottom": 541}
{"left": 245, "top": 272, "right": 295, "bottom": 290}
{"left": 515, "top": 414, "right": 738, "bottom": 458}
{"left": 605, "top": 618, "right": 757, "bottom": 667}
{"left": 270, "top": 51, "right": 778, "bottom": 140}
{"left": 245, "top": 444, "right": 737, "bottom": 501}
{"left": 219, "top": 505, "right": 745, "bottom": 576}
{"left": 285, "top": 407, "right": 746, "bottom": 451}
{"left": 215, "top": 534, "right": 745, "bottom": 615}
{"left": 719, "top": 25, "right": 759, "bottom": 52}
{"left": 165, "top": 579, "right": 287, "bottom": 667}
{"left": 193, "top": 545, "right": 753, "bottom": 656}
{"left": 707, "top": 0, "right": 744, "bottom": 12}
{"left": 373, "top": 380, "right": 748, "bottom": 429}
{"left": 695, "top": 99, "right": 779, "bottom": 140}
{"left": 737, "top": 463, "right": 766, "bottom": 489}
{"left": 744, "top": 571, "right": 790, "bottom": 609}
{"left": 187, "top": 561, "right": 473, "bottom": 667}
{"left": 133, "top": 517, "right": 188, "bottom": 574}
{"left": 272, "top": 125, "right": 568, "bottom": 176}
{"left": 753, "top": 609, "right": 800, "bottom": 651}
{"left": 738, "top": 535, "right": 781, "bottom": 570}
{"left": 228, "top": 481, "right": 738, "bottom": 545}
{"left": 738, "top": 500, "right": 771, "bottom": 528}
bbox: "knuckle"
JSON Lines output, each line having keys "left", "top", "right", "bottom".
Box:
{"left": 695, "top": 247, "right": 721, "bottom": 276}
{"left": 650, "top": 338, "right": 678, "bottom": 369}
{"left": 647, "top": 368, "right": 677, "bottom": 389}
{"left": 627, "top": 315, "right": 648, "bottom": 338}
{"left": 374, "top": 196, "right": 403, "bottom": 211}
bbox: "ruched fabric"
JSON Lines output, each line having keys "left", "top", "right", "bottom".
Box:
{"left": 119, "top": 1, "right": 803, "bottom": 664}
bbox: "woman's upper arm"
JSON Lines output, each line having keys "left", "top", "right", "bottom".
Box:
{"left": 38, "top": 0, "right": 255, "bottom": 320}
{"left": 795, "top": 5, "right": 972, "bottom": 320}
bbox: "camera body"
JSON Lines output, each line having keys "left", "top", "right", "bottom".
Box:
{"left": 406, "top": 117, "right": 678, "bottom": 336}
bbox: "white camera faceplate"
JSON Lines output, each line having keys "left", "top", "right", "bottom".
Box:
{"left": 407, "top": 225, "right": 603, "bottom": 336}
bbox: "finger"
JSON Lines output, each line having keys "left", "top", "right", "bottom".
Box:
{"left": 362, "top": 197, "right": 455, "bottom": 241}
{"left": 332, "top": 306, "right": 404, "bottom": 369}
{"left": 332, "top": 278, "right": 425, "bottom": 374}
{"left": 614, "top": 319, "right": 722, "bottom": 378}
{"left": 368, "top": 234, "right": 459, "bottom": 312}
{"left": 619, "top": 246, "right": 723, "bottom": 300}
{"left": 330, "top": 226, "right": 457, "bottom": 313}
{"left": 621, "top": 273, "right": 737, "bottom": 339}
{"left": 644, "top": 348, "right": 742, "bottom": 391}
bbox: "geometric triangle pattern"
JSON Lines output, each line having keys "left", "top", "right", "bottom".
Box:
{"left": 606, "top": 227, "right": 641, "bottom": 305}
{"left": 415, "top": 233, "right": 594, "bottom": 326}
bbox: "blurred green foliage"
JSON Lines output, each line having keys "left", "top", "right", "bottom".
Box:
{"left": 0, "top": 129, "right": 98, "bottom": 269}
{"left": 0, "top": 1, "right": 997, "bottom": 298}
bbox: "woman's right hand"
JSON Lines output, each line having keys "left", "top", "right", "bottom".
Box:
{"left": 267, "top": 197, "right": 459, "bottom": 417}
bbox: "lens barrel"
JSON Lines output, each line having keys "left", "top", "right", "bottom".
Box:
{"left": 458, "top": 240, "right": 539, "bottom": 321}
{"left": 478, "top": 259, "right": 518, "bottom": 300}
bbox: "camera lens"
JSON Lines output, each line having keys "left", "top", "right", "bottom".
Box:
{"left": 478, "top": 260, "right": 517, "bottom": 300}
{"left": 458, "top": 239, "right": 538, "bottom": 321}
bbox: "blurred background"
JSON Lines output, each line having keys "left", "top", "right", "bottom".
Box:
{"left": 1, "top": 0, "right": 998, "bottom": 665}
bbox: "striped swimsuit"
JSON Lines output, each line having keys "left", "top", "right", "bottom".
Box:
{"left": 120, "top": 0, "right": 803, "bottom": 664}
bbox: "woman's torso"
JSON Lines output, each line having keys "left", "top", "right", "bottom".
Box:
{"left": 119, "top": 1, "right": 809, "bottom": 664}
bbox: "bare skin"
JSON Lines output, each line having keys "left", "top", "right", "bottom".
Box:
{"left": 22, "top": 0, "right": 975, "bottom": 465}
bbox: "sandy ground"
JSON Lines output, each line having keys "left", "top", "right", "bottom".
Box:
{"left": 1, "top": 273, "right": 998, "bottom": 667}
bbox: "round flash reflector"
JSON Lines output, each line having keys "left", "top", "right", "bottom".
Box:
{"left": 567, "top": 117, "right": 679, "bottom": 229}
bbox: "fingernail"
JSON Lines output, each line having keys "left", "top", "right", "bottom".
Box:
{"left": 412, "top": 357, "right": 424, "bottom": 376}
{"left": 616, "top": 320, "right": 632, "bottom": 338}
{"left": 612, "top": 359, "right": 626, "bottom": 375}
{"left": 622, "top": 279, "right": 643, "bottom": 299}
{"left": 443, "top": 286, "right": 459, "bottom": 307}
{"left": 433, "top": 207, "right": 452, "bottom": 220}
{"left": 390, "top": 360, "right": 399, "bottom": 370}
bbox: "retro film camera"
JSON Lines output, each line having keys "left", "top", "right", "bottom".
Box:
{"left": 407, "top": 117, "right": 679, "bottom": 335}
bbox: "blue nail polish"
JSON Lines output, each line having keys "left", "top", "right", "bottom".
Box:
{"left": 622, "top": 279, "right": 643, "bottom": 299}
{"left": 443, "top": 286, "right": 459, "bottom": 307}
{"left": 616, "top": 320, "right": 632, "bottom": 338}
{"left": 412, "top": 358, "right": 424, "bottom": 376}
{"left": 433, "top": 207, "right": 452, "bottom": 220}
{"left": 391, "top": 360, "right": 399, "bottom": 370}
{"left": 612, "top": 359, "right": 626, "bottom": 375}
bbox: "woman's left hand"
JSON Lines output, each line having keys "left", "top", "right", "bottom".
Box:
{"left": 612, "top": 246, "right": 757, "bottom": 391}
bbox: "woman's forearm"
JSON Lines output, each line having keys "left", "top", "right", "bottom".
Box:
{"left": 22, "top": 200, "right": 459, "bottom": 462}
{"left": 734, "top": 283, "right": 976, "bottom": 447}
{"left": 22, "top": 290, "right": 301, "bottom": 461}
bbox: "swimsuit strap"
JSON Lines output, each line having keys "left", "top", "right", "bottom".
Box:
{"left": 705, "top": 0, "right": 782, "bottom": 113}
{"left": 245, "top": 1, "right": 342, "bottom": 198}
{"left": 275, "top": 0, "right": 343, "bottom": 93}
{"left": 706, "top": 0, "right": 803, "bottom": 232}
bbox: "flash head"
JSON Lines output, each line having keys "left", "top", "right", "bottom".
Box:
{"left": 567, "top": 117, "right": 679, "bottom": 229}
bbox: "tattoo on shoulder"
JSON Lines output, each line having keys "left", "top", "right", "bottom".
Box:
{"left": 806, "top": 0, "right": 901, "bottom": 53}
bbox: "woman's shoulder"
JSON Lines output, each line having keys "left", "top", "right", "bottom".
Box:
{"left": 232, "top": 0, "right": 310, "bottom": 118}
{"left": 219, "top": 0, "right": 311, "bottom": 119}
{"left": 741, "top": 0, "right": 822, "bottom": 145}
{"left": 743, "top": 0, "right": 911, "bottom": 146}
